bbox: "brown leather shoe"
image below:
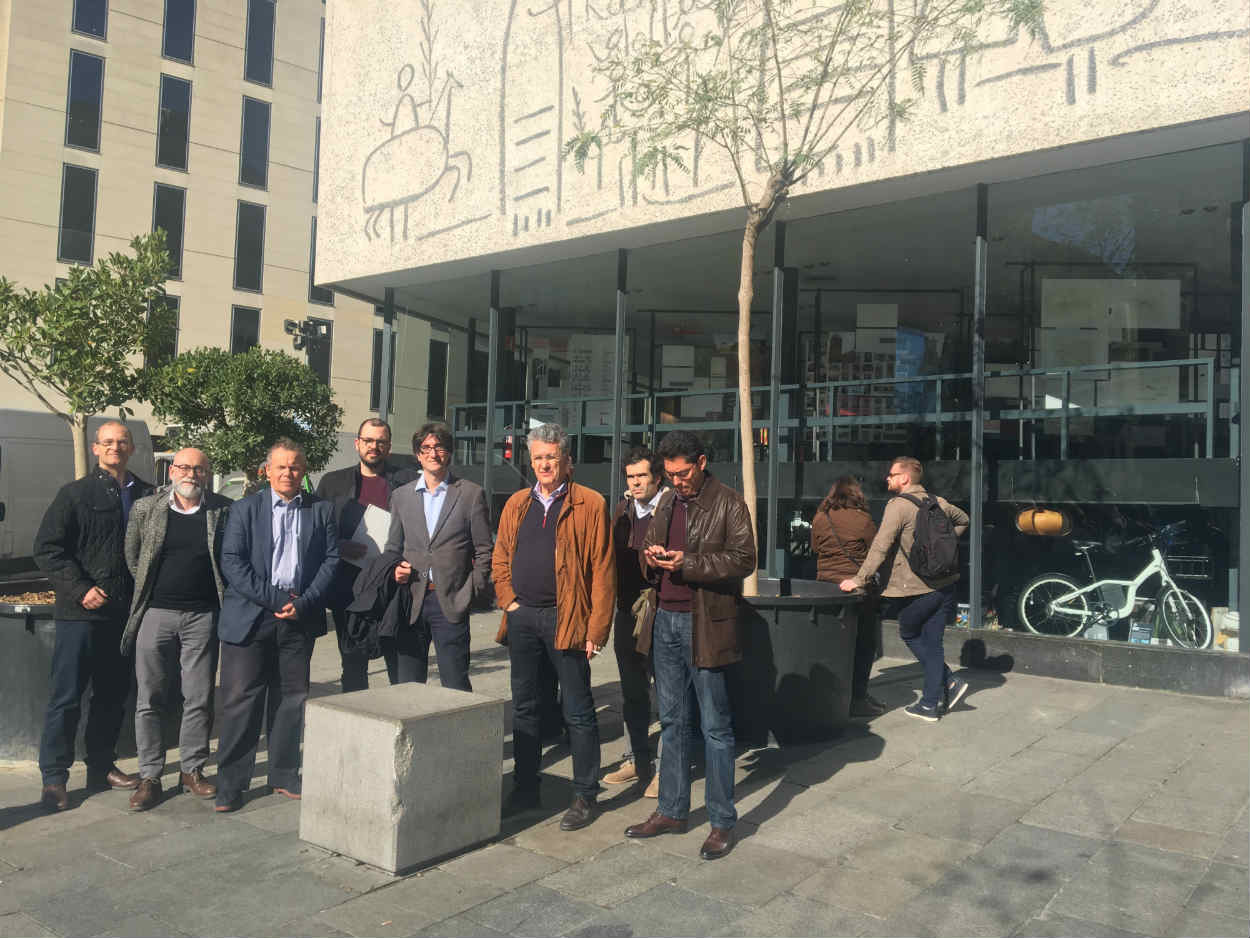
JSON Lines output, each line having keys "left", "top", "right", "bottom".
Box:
{"left": 41, "top": 783, "right": 69, "bottom": 812}
{"left": 129, "top": 778, "right": 162, "bottom": 812}
{"left": 625, "top": 811, "right": 688, "bottom": 838}
{"left": 86, "top": 764, "right": 140, "bottom": 791}
{"left": 179, "top": 769, "right": 217, "bottom": 799}
{"left": 699, "top": 826, "right": 735, "bottom": 860}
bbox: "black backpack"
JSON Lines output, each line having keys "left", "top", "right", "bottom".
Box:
{"left": 896, "top": 493, "right": 958, "bottom": 583}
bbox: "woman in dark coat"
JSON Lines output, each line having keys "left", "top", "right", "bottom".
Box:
{"left": 811, "top": 476, "right": 886, "bottom": 717}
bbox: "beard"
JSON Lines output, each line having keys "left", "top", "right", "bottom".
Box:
{"left": 174, "top": 478, "right": 203, "bottom": 500}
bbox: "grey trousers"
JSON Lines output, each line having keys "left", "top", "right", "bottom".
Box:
{"left": 134, "top": 607, "right": 219, "bottom": 779}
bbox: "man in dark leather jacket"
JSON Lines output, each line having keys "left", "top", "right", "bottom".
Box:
{"left": 33, "top": 420, "right": 154, "bottom": 811}
{"left": 625, "top": 430, "right": 755, "bottom": 862}
{"left": 314, "top": 418, "right": 417, "bottom": 691}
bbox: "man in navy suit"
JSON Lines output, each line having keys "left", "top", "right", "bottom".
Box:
{"left": 214, "top": 438, "right": 339, "bottom": 811}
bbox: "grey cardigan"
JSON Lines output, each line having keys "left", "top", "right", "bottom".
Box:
{"left": 122, "top": 486, "right": 233, "bottom": 653}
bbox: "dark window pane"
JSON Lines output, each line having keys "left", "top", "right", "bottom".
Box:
{"left": 370, "top": 327, "right": 397, "bottom": 411}
{"left": 65, "top": 51, "right": 104, "bottom": 151}
{"left": 307, "top": 318, "right": 332, "bottom": 383}
{"left": 239, "top": 96, "right": 270, "bottom": 188}
{"left": 146, "top": 295, "right": 179, "bottom": 368}
{"left": 308, "top": 218, "right": 333, "bottom": 304}
{"left": 427, "top": 339, "right": 448, "bottom": 419}
{"left": 157, "top": 75, "right": 191, "bottom": 170}
{"left": 73, "top": 0, "right": 108, "bottom": 38}
{"left": 231, "top": 305, "right": 260, "bottom": 353}
{"left": 317, "top": 18, "right": 324, "bottom": 102}
{"left": 244, "top": 0, "right": 275, "bottom": 86}
{"left": 152, "top": 184, "right": 186, "bottom": 279}
{"left": 163, "top": 0, "right": 195, "bottom": 63}
{"left": 58, "top": 164, "right": 97, "bottom": 264}
{"left": 234, "top": 201, "right": 265, "bottom": 291}
{"left": 312, "top": 117, "right": 320, "bottom": 202}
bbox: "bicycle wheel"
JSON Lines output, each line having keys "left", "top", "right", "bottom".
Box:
{"left": 1157, "top": 587, "right": 1212, "bottom": 649}
{"left": 1018, "top": 574, "right": 1090, "bottom": 637}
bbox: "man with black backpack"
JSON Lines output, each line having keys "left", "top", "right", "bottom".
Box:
{"left": 839, "top": 457, "right": 970, "bottom": 722}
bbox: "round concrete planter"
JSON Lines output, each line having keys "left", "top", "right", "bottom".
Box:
{"left": 732, "top": 578, "right": 862, "bottom": 748}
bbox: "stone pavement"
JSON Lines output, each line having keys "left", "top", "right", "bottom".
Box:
{"left": 1, "top": 611, "right": 1247, "bottom": 938}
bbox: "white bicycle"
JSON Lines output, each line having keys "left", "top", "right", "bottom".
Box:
{"left": 1017, "top": 522, "right": 1212, "bottom": 649}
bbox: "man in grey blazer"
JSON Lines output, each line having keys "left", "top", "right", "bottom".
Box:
{"left": 385, "top": 422, "right": 492, "bottom": 690}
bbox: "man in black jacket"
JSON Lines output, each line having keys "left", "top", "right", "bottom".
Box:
{"left": 314, "top": 418, "right": 417, "bottom": 691}
{"left": 34, "top": 420, "right": 155, "bottom": 811}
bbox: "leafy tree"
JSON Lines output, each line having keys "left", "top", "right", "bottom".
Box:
{"left": 0, "top": 232, "right": 174, "bottom": 478}
{"left": 143, "top": 346, "right": 344, "bottom": 480}
{"left": 567, "top": 0, "right": 1041, "bottom": 593}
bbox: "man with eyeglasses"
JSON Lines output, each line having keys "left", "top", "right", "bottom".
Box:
{"left": 34, "top": 420, "right": 155, "bottom": 811}
{"left": 121, "top": 448, "right": 232, "bottom": 811}
{"left": 315, "top": 418, "right": 417, "bottom": 691}
{"left": 384, "top": 422, "right": 491, "bottom": 690}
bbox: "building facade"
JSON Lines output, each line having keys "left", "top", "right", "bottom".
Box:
{"left": 0, "top": 0, "right": 454, "bottom": 444}
{"left": 282, "top": 1, "right": 1250, "bottom": 657}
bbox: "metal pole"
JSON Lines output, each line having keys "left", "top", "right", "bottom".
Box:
{"left": 485, "top": 271, "right": 501, "bottom": 513}
{"left": 970, "top": 185, "right": 988, "bottom": 630}
{"left": 767, "top": 222, "right": 786, "bottom": 578}
{"left": 1239, "top": 201, "right": 1249, "bottom": 613}
{"left": 611, "top": 250, "right": 628, "bottom": 502}
{"left": 378, "top": 288, "right": 395, "bottom": 422}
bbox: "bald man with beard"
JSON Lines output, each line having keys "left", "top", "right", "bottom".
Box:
{"left": 122, "top": 448, "right": 233, "bottom": 811}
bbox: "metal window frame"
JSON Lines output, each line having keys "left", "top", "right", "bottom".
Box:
{"left": 312, "top": 116, "right": 321, "bottom": 202}
{"left": 229, "top": 304, "right": 261, "bottom": 353}
{"left": 308, "top": 217, "right": 334, "bottom": 305}
{"left": 151, "top": 181, "right": 187, "bottom": 281}
{"left": 161, "top": 0, "right": 196, "bottom": 65}
{"left": 317, "top": 17, "right": 324, "bottom": 103}
{"left": 232, "top": 200, "right": 266, "bottom": 294}
{"left": 237, "top": 95, "right": 271, "bottom": 190}
{"left": 155, "top": 73, "right": 193, "bottom": 172}
{"left": 306, "top": 315, "right": 334, "bottom": 384}
{"left": 243, "top": 0, "right": 276, "bottom": 88}
{"left": 71, "top": 0, "right": 109, "bottom": 41}
{"left": 56, "top": 163, "right": 98, "bottom": 266}
{"left": 370, "top": 325, "right": 397, "bottom": 412}
{"left": 64, "top": 49, "right": 105, "bottom": 153}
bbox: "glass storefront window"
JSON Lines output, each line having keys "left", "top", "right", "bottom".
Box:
{"left": 983, "top": 144, "right": 1242, "bottom": 651}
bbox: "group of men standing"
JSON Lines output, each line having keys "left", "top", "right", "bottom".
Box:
{"left": 31, "top": 416, "right": 967, "bottom": 866}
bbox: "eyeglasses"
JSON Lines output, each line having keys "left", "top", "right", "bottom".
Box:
{"left": 531, "top": 455, "right": 562, "bottom": 465}
{"left": 358, "top": 437, "right": 391, "bottom": 448}
{"left": 171, "top": 464, "right": 208, "bottom": 476}
{"left": 667, "top": 464, "right": 698, "bottom": 481}
{"left": 418, "top": 445, "right": 450, "bottom": 455}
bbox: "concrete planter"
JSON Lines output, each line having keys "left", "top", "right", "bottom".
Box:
{"left": 0, "top": 587, "right": 57, "bottom": 762}
{"left": 732, "top": 578, "right": 861, "bottom": 748}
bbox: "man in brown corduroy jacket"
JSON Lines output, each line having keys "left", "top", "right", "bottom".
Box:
{"left": 492, "top": 423, "right": 615, "bottom": 832}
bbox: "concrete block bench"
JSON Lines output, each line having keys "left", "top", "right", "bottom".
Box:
{"left": 299, "top": 683, "right": 504, "bottom": 874}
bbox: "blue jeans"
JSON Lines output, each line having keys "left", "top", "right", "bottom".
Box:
{"left": 383, "top": 592, "right": 472, "bottom": 691}
{"left": 652, "top": 608, "right": 736, "bottom": 830}
{"left": 892, "top": 585, "right": 956, "bottom": 709}
{"left": 39, "top": 618, "right": 130, "bottom": 785}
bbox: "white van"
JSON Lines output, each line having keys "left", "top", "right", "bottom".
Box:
{"left": 0, "top": 410, "right": 155, "bottom": 570}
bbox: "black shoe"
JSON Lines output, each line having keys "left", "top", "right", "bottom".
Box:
{"left": 941, "top": 677, "right": 969, "bottom": 714}
{"left": 559, "top": 796, "right": 597, "bottom": 831}
{"left": 504, "top": 787, "right": 541, "bottom": 816}
{"left": 904, "top": 702, "right": 940, "bottom": 723}
{"left": 850, "top": 696, "right": 886, "bottom": 717}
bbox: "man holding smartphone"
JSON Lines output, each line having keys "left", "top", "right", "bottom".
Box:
{"left": 625, "top": 430, "right": 755, "bottom": 861}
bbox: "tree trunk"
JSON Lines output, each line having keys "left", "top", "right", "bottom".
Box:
{"left": 70, "top": 412, "right": 89, "bottom": 480}
{"left": 738, "top": 216, "right": 762, "bottom": 597}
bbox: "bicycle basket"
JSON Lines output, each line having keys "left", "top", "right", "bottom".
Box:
{"left": 1166, "top": 554, "right": 1212, "bottom": 581}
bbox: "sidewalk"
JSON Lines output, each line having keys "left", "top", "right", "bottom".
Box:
{"left": 1, "top": 611, "right": 1247, "bottom": 938}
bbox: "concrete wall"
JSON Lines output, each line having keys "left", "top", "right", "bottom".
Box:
{"left": 318, "top": 0, "right": 1250, "bottom": 289}
{"left": 0, "top": 0, "right": 379, "bottom": 437}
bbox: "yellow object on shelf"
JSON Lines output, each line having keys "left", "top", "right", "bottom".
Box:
{"left": 1015, "top": 508, "right": 1072, "bottom": 537}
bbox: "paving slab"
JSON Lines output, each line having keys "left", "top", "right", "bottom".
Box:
{"left": 1010, "top": 912, "right": 1151, "bottom": 937}
{"left": 1185, "top": 861, "right": 1250, "bottom": 920}
{"left": 960, "top": 743, "right": 1096, "bottom": 806}
{"left": 746, "top": 800, "right": 889, "bottom": 862}
{"left": 0, "top": 912, "right": 56, "bottom": 938}
{"left": 896, "top": 789, "right": 1026, "bottom": 845}
{"left": 436, "top": 842, "right": 567, "bottom": 892}
{"left": 414, "top": 912, "right": 510, "bottom": 937}
{"left": 713, "top": 893, "right": 876, "bottom": 938}
{"left": 1021, "top": 775, "right": 1161, "bottom": 839}
{"left": 567, "top": 883, "right": 745, "bottom": 938}
{"left": 314, "top": 892, "right": 438, "bottom": 937}
{"left": 792, "top": 865, "right": 926, "bottom": 919}
{"left": 1130, "top": 791, "right": 1247, "bottom": 836}
{"left": 1160, "top": 905, "right": 1249, "bottom": 938}
{"left": 827, "top": 771, "right": 961, "bottom": 821}
{"left": 1113, "top": 818, "right": 1226, "bottom": 859}
{"left": 460, "top": 882, "right": 603, "bottom": 936}
{"left": 537, "top": 841, "right": 694, "bottom": 908}
{"left": 1045, "top": 840, "right": 1209, "bottom": 936}
{"left": 673, "top": 839, "right": 820, "bottom": 909}
{"left": 96, "top": 912, "right": 191, "bottom": 938}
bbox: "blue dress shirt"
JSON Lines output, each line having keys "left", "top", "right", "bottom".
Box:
{"left": 415, "top": 475, "right": 449, "bottom": 583}
{"left": 271, "top": 490, "right": 302, "bottom": 591}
